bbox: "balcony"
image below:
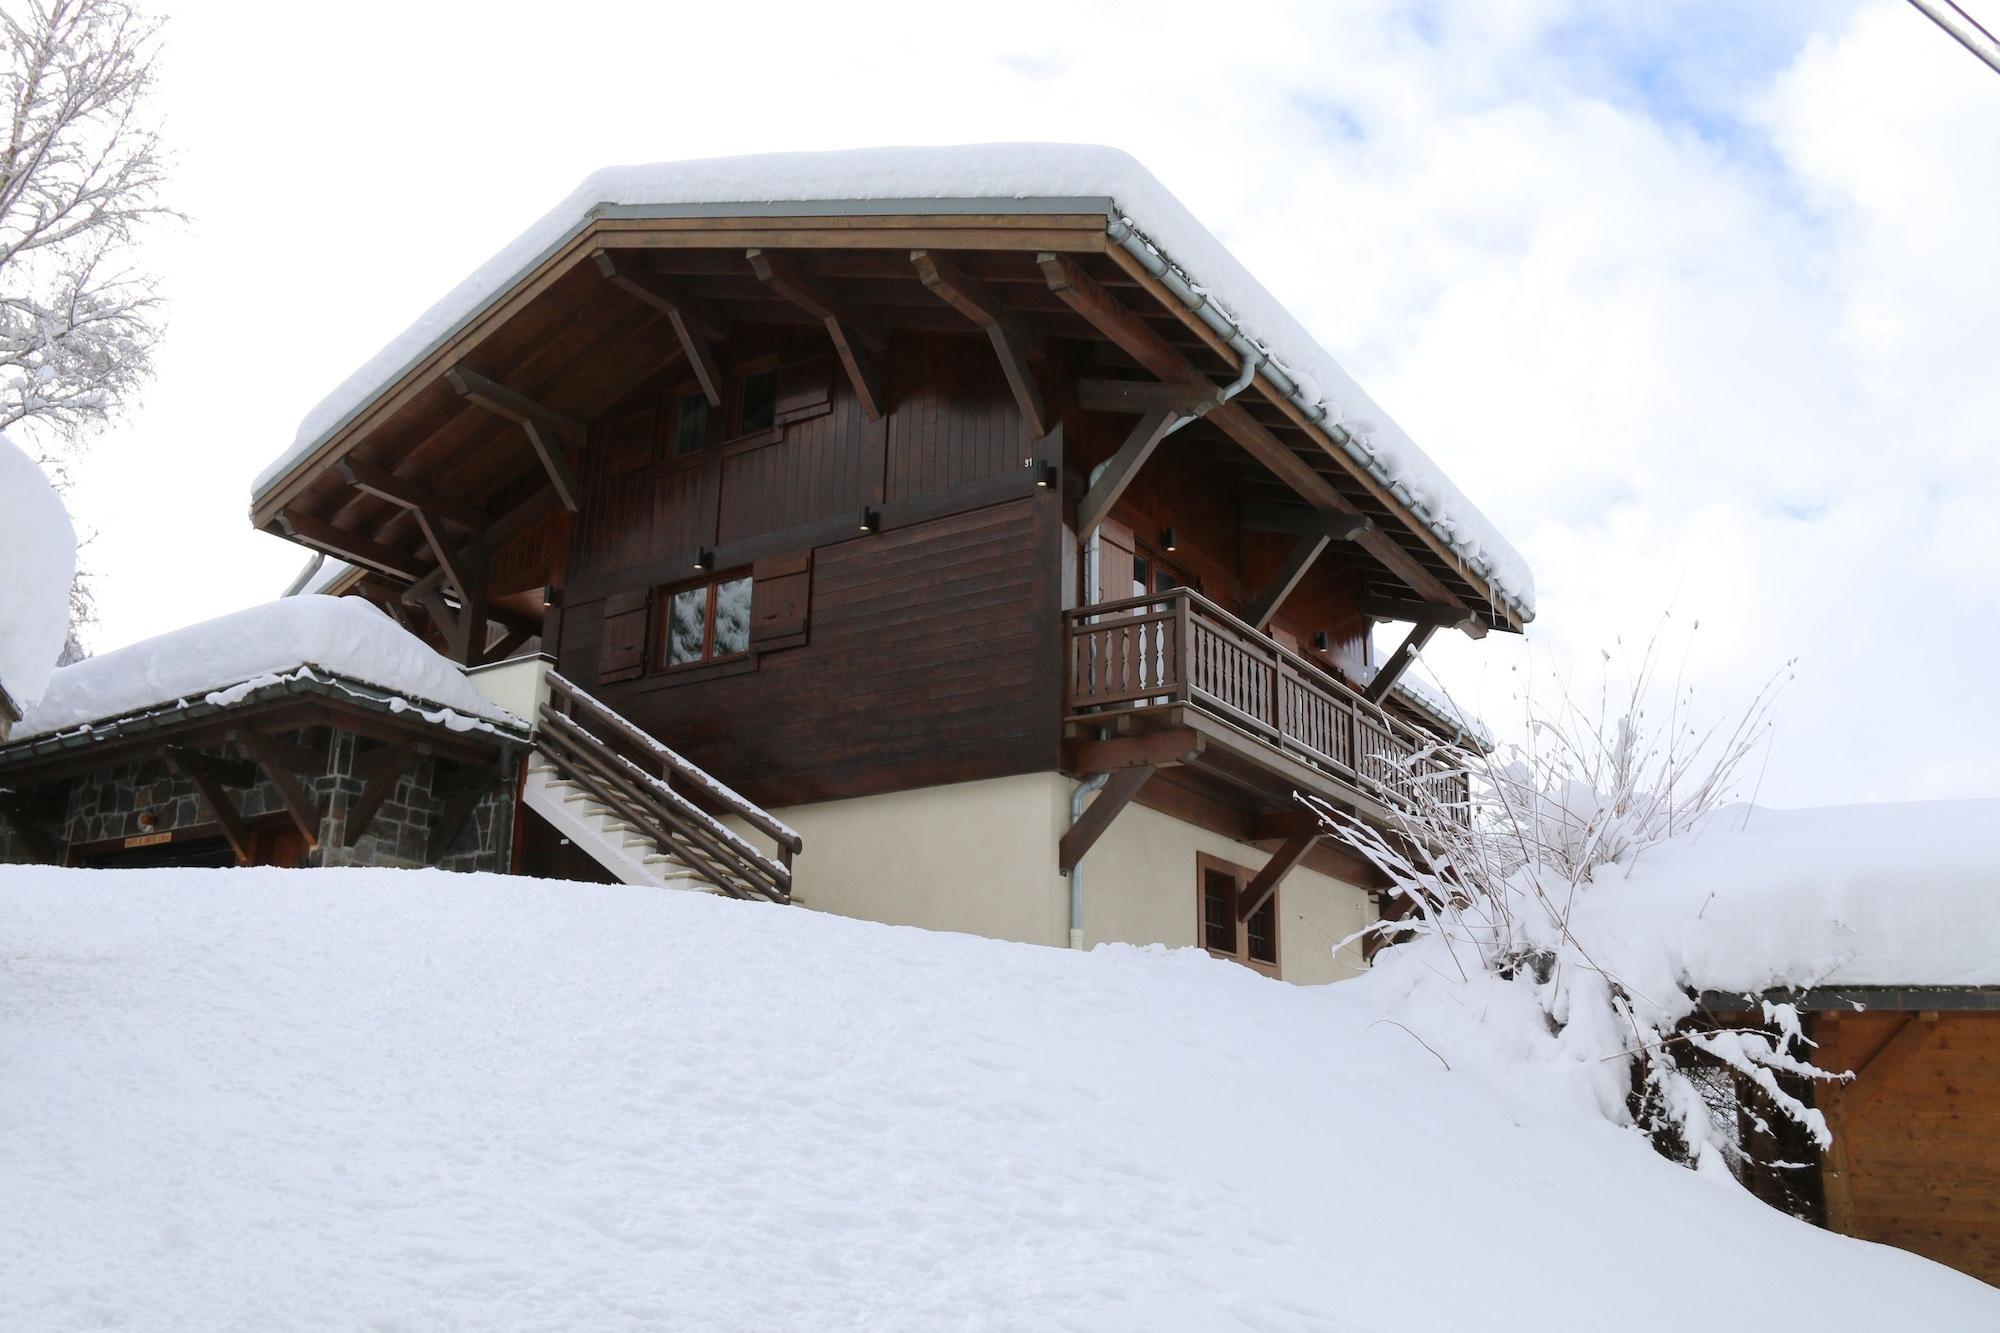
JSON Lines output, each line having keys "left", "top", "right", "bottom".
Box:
{"left": 1063, "top": 589, "right": 1467, "bottom": 827}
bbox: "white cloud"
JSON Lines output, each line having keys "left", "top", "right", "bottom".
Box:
{"left": 65, "top": 0, "right": 1998, "bottom": 805}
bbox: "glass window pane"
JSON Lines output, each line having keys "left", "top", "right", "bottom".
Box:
{"left": 1202, "top": 868, "right": 1237, "bottom": 954}
{"left": 1131, "top": 555, "right": 1151, "bottom": 599}
{"left": 737, "top": 368, "right": 777, "bottom": 434}
{"left": 671, "top": 392, "right": 708, "bottom": 456}
{"left": 1246, "top": 894, "right": 1277, "bottom": 965}
{"left": 667, "top": 587, "right": 709, "bottom": 666}
{"left": 713, "top": 577, "right": 752, "bottom": 657}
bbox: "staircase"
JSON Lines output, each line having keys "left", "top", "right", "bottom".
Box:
{"left": 521, "top": 669, "right": 799, "bottom": 903}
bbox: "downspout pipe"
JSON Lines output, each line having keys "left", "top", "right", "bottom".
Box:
{"left": 1103, "top": 217, "right": 1529, "bottom": 625}
{"left": 281, "top": 553, "right": 326, "bottom": 597}
{"left": 1067, "top": 772, "right": 1109, "bottom": 950}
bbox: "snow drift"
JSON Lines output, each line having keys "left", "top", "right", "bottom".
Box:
{"left": 13, "top": 593, "right": 518, "bottom": 741}
{"left": 0, "top": 432, "right": 77, "bottom": 712}
{"left": 252, "top": 143, "right": 1533, "bottom": 615}
{"left": 2, "top": 865, "right": 1991, "bottom": 1331}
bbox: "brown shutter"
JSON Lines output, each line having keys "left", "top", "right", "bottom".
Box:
{"left": 1095, "top": 519, "right": 1136, "bottom": 605}
{"left": 597, "top": 588, "right": 650, "bottom": 682}
{"left": 751, "top": 553, "right": 811, "bottom": 650}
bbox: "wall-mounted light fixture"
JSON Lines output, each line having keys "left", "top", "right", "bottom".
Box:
{"left": 1161, "top": 527, "right": 1179, "bottom": 553}
{"left": 693, "top": 546, "right": 714, "bottom": 572}
{"left": 1313, "top": 631, "right": 1330, "bottom": 651}
{"left": 1034, "top": 461, "right": 1058, "bottom": 489}
{"left": 541, "top": 584, "right": 559, "bottom": 609}
{"left": 137, "top": 811, "right": 158, "bottom": 830}
{"left": 858, "top": 506, "right": 880, "bottom": 534}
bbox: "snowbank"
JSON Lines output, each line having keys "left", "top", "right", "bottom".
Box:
{"left": 13, "top": 594, "right": 518, "bottom": 740}
{"left": 0, "top": 433, "right": 76, "bottom": 711}
{"left": 1, "top": 865, "right": 1989, "bottom": 1331}
{"left": 1572, "top": 800, "right": 2000, "bottom": 996}
{"left": 253, "top": 144, "right": 1533, "bottom": 615}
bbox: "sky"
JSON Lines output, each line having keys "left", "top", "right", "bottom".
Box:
{"left": 49, "top": 0, "right": 2000, "bottom": 808}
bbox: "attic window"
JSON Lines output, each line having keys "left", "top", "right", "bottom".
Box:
{"left": 736, "top": 366, "right": 778, "bottom": 435}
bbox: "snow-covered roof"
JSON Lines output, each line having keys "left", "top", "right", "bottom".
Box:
{"left": 1574, "top": 801, "right": 2000, "bottom": 994}
{"left": 254, "top": 144, "right": 1533, "bottom": 617}
{"left": 14, "top": 595, "right": 520, "bottom": 742}
{"left": 0, "top": 432, "right": 77, "bottom": 713}
{"left": 1389, "top": 670, "right": 1493, "bottom": 750}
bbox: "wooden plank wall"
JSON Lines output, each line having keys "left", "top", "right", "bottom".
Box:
{"left": 561, "top": 499, "right": 1059, "bottom": 806}
{"left": 1814, "top": 1011, "right": 2000, "bottom": 1284}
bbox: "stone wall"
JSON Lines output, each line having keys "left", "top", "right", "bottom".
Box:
{"left": 0, "top": 723, "right": 516, "bottom": 872}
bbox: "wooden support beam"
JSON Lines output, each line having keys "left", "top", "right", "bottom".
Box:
{"left": 231, "top": 733, "right": 326, "bottom": 778}
{"left": 164, "top": 746, "right": 252, "bottom": 863}
{"left": 1847, "top": 1013, "right": 1943, "bottom": 1113}
{"left": 1057, "top": 765, "right": 1156, "bottom": 874}
{"left": 336, "top": 457, "right": 490, "bottom": 531}
{"left": 345, "top": 743, "right": 422, "bottom": 847}
{"left": 1364, "top": 623, "right": 1437, "bottom": 705}
{"left": 276, "top": 510, "right": 425, "bottom": 582}
{"left": 1239, "top": 834, "right": 1316, "bottom": 921}
{"left": 411, "top": 507, "right": 474, "bottom": 601}
{"left": 1240, "top": 503, "right": 1373, "bottom": 542}
{"left": 1359, "top": 593, "right": 1486, "bottom": 633}
{"left": 405, "top": 487, "right": 557, "bottom": 606}
{"left": 445, "top": 366, "right": 584, "bottom": 512}
{"left": 1077, "top": 379, "right": 1220, "bottom": 415}
{"left": 1040, "top": 252, "right": 1468, "bottom": 613}
{"left": 747, "top": 249, "right": 887, "bottom": 421}
{"left": 1073, "top": 729, "right": 1204, "bottom": 773}
{"left": 911, "top": 249, "right": 1049, "bottom": 437}
{"left": 233, "top": 732, "right": 323, "bottom": 851}
{"left": 592, "top": 250, "right": 726, "bottom": 407}
{"left": 419, "top": 585, "right": 485, "bottom": 666}
{"left": 1077, "top": 408, "right": 1180, "bottom": 542}
{"left": 426, "top": 766, "right": 492, "bottom": 862}
{"left": 161, "top": 746, "right": 259, "bottom": 789}
{"left": 1244, "top": 534, "right": 1331, "bottom": 631}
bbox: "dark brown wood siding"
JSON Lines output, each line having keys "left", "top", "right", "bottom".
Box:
{"left": 558, "top": 497, "right": 1060, "bottom": 806}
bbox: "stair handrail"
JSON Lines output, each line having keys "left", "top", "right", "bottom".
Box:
{"left": 542, "top": 670, "right": 802, "bottom": 856}
{"left": 538, "top": 707, "right": 792, "bottom": 899}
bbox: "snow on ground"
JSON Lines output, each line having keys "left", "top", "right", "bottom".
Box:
{"left": 1574, "top": 799, "right": 2000, "bottom": 996}
{"left": 254, "top": 144, "right": 1532, "bottom": 615}
{"left": 0, "top": 432, "right": 77, "bottom": 712}
{"left": 3, "top": 866, "right": 1991, "bottom": 1331}
{"left": 13, "top": 594, "right": 517, "bottom": 741}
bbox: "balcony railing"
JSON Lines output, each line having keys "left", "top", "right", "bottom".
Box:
{"left": 1063, "top": 589, "right": 1467, "bottom": 821}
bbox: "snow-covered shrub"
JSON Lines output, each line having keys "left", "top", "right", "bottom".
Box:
{"left": 1318, "top": 620, "right": 1831, "bottom": 1179}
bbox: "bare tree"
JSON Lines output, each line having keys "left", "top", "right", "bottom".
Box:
{"left": 0, "top": 0, "right": 172, "bottom": 478}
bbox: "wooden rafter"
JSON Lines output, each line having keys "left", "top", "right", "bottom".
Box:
{"left": 445, "top": 366, "right": 584, "bottom": 512}
{"left": 412, "top": 508, "right": 475, "bottom": 601}
{"left": 1057, "top": 765, "right": 1156, "bottom": 875}
{"left": 911, "top": 249, "right": 1049, "bottom": 437}
{"left": 345, "top": 743, "right": 422, "bottom": 847}
{"left": 1240, "top": 503, "right": 1373, "bottom": 542}
{"left": 1239, "top": 833, "right": 1316, "bottom": 921}
{"left": 277, "top": 510, "right": 425, "bottom": 583}
{"left": 1039, "top": 253, "right": 1469, "bottom": 615}
{"left": 746, "top": 248, "right": 888, "bottom": 421}
{"left": 1077, "top": 378, "right": 1219, "bottom": 414}
{"left": 1077, "top": 408, "right": 1181, "bottom": 542}
{"left": 1244, "top": 534, "right": 1332, "bottom": 631}
{"left": 336, "top": 457, "right": 490, "bottom": 531}
{"left": 163, "top": 746, "right": 252, "bottom": 863}
{"left": 592, "top": 249, "right": 727, "bottom": 407}
{"left": 405, "top": 487, "right": 559, "bottom": 607}
{"left": 1072, "top": 729, "right": 1205, "bottom": 773}
{"left": 1364, "top": 623, "right": 1437, "bottom": 705}
{"left": 233, "top": 731, "right": 324, "bottom": 851}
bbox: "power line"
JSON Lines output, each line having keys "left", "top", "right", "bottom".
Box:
{"left": 1906, "top": 0, "right": 2000, "bottom": 76}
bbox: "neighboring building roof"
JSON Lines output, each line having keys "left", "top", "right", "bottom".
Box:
{"left": 252, "top": 144, "right": 1534, "bottom": 618}
{"left": 12, "top": 595, "right": 520, "bottom": 743}
{"left": 1387, "top": 671, "right": 1493, "bottom": 751}
{"left": 0, "top": 431, "right": 77, "bottom": 713}
{"left": 1574, "top": 801, "right": 2000, "bottom": 995}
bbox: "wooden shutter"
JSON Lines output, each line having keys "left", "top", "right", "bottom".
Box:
{"left": 751, "top": 552, "right": 811, "bottom": 650}
{"left": 597, "top": 588, "right": 649, "bottom": 682}
{"left": 1095, "top": 519, "right": 1136, "bottom": 605}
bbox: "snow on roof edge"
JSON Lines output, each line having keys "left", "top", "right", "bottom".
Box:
{"left": 253, "top": 145, "right": 1535, "bottom": 616}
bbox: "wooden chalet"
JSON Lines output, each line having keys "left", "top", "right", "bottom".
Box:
{"left": 244, "top": 145, "right": 1532, "bottom": 982}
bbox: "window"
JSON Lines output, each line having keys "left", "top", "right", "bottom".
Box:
{"left": 1197, "top": 853, "right": 1279, "bottom": 977}
{"left": 735, "top": 365, "right": 778, "bottom": 435}
{"left": 663, "top": 573, "right": 753, "bottom": 668}
{"left": 667, "top": 388, "right": 709, "bottom": 458}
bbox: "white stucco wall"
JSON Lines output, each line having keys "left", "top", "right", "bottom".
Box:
{"left": 731, "top": 772, "right": 1375, "bottom": 985}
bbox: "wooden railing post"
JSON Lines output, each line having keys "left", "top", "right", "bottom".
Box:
{"left": 1174, "top": 589, "right": 1195, "bottom": 703}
